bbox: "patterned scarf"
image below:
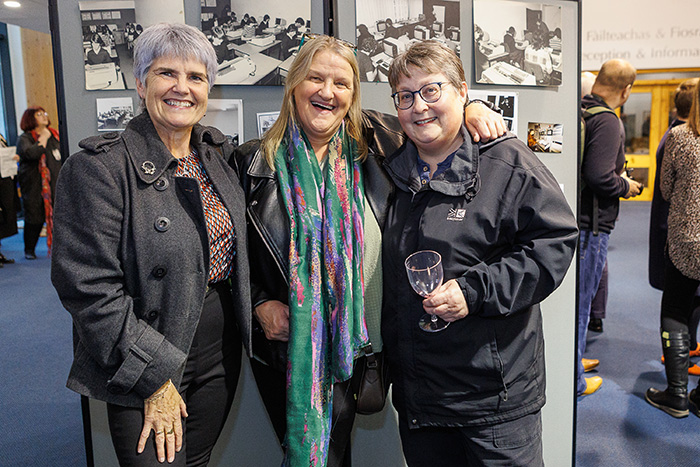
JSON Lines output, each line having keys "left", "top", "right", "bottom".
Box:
{"left": 31, "top": 128, "right": 60, "bottom": 254}
{"left": 275, "top": 120, "right": 368, "bottom": 467}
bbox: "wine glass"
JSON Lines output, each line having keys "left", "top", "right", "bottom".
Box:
{"left": 405, "top": 250, "right": 449, "bottom": 332}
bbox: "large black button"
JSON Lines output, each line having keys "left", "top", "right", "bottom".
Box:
{"left": 154, "top": 178, "right": 169, "bottom": 191}
{"left": 154, "top": 217, "right": 170, "bottom": 232}
{"left": 147, "top": 310, "right": 159, "bottom": 321}
{"left": 151, "top": 266, "right": 167, "bottom": 278}
{"left": 103, "top": 132, "right": 119, "bottom": 140}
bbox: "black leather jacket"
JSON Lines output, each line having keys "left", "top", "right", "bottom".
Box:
{"left": 232, "top": 110, "right": 405, "bottom": 368}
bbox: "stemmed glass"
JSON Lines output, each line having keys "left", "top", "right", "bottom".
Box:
{"left": 405, "top": 250, "right": 449, "bottom": 332}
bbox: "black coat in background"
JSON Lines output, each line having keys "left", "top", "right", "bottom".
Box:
{"left": 17, "top": 131, "right": 62, "bottom": 225}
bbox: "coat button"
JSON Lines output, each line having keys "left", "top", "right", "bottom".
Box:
{"left": 154, "top": 178, "right": 169, "bottom": 191}
{"left": 103, "top": 132, "right": 119, "bottom": 140}
{"left": 152, "top": 266, "right": 167, "bottom": 278}
{"left": 147, "top": 310, "right": 159, "bottom": 321}
{"left": 154, "top": 217, "right": 170, "bottom": 232}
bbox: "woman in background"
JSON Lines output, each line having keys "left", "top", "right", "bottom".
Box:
{"left": 86, "top": 34, "right": 112, "bottom": 65}
{"left": 17, "top": 107, "right": 61, "bottom": 259}
{"left": 646, "top": 79, "right": 700, "bottom": 419}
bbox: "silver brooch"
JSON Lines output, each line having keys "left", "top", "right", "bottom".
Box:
{"left": 141, "top": 161, "right": 156, "bottom": 175}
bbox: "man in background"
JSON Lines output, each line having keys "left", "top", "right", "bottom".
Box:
{"left": 578, "top": 59, "right": 643, "bottom": 396}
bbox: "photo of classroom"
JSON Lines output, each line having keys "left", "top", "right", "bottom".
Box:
{"left": 79, "top": 0, "right": 184, "bottom": 90}
{"left": 200, "top": 0, "right": 311, "bottom": 85}
{"left": 355, "top": 0, "right": 460, "bottom": 82}
{"left": 473, "top": 1, "right": 562, "bottom": 87}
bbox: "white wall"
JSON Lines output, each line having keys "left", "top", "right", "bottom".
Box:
{"left": 7, "top": 24, "right": 26, "bottom": 138}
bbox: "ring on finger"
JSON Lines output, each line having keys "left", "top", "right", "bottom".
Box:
{"left": 167, "top": 428, "right": 175, "bottom": 435}
{"left": 155, "top": 430, "right": 164, "bottom": 435}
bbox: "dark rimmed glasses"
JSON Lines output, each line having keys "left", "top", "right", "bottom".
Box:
{"left": 299, "top": 32, "right": 357, "bottom": 54}
{"left": 392, "top": 82, "right": 446, "bottom": 110}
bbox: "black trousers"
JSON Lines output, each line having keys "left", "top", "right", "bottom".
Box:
{"left": 250, "top": 354, "right": 364, "bottom": 467}
{"left": 398, "top": 410, "right": 543, "bottom": 467}
{"left": 661, "top": 259, "right": 700, "bottom": 333}
{"left": 107, "top": 282, "right": 242, "bottom": 466}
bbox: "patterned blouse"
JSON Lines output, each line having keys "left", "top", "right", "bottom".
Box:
{"left": 174, "top": 148, "right": 236, "bottom": 283}
{"left": 661, "top": 124, "right": 700, "bottom": 281}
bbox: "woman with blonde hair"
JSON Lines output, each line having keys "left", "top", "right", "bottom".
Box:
{"left": 235, "top": 34, "right": 505, "bottom": 467}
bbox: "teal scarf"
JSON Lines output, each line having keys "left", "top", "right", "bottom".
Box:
{"left": 275, "top": 120, "right": 368, "bottom": 466}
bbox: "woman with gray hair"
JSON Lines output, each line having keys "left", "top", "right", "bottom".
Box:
{"left": 382, "top": 40, "right": 577, "bottom": 465}
{"left": 51, "top": 23, "right": 251, "bottom": 465}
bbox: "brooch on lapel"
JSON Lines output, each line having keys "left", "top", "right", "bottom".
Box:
{"left": 141, "top": 161, "right": 156, "bottom": 175}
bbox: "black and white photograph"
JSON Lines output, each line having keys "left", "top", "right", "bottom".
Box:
{"left": 200, "top": 0, "right": 311, "bottom": 85}
{"left": 473, "top": 1, "right": 562, "bottom": 87}
{"left": 256, "top": 111, "right": 280, "bottom": 138}
{"left": 468, "top": 90, "right": 518, "bottom": 134}
{"left": 80, "top": 0, "right": 185, "bottom": 91}
{"left": 200, "top": 99, "right": 244, "bottom": 146}
{"left": 96, "top": 97, "right": 134, "bottom": 131}
{"left": 527, "top": 121, "right": 562, "bottom": 153}
{"left": 355, "top": 0, "right": 460, "bottom": 82}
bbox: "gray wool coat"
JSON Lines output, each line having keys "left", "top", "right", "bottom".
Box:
{"left": 51, "top": 112, "right": 252, "bottom": 407}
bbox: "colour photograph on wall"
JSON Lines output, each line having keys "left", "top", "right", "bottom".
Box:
{"left": 79, "top": 0, "right": 185, "bottom": 91}
{"left": 200, "top": 0, "right": 311, "bottom": 85}
{"left": 527, "top": 121, "right": 562, "bottom": 153}
{"left": 354, "top": 0, "right": 460, "bottom": 82}
{"left": 96, "top": 97, "right": 134, "bottom": 131}
{"left": 473, "top": 0, "right": 561, "bottom": 87}
{"left": 200, "top": 99, "right": 244, "bottom": 146}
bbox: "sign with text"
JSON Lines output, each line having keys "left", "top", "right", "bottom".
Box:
{"left": 582, "top": 0, "right": 700, "bottom": 71}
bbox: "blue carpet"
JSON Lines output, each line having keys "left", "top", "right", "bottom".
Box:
{"left": 0, "top": 232, "right": 86, "bottom": 466}
{"left": 576, "top": 201, "right": 700, "bottom": 466}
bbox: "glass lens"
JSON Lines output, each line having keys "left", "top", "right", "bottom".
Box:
{"left": 395, "top": 91, "right": 414, "bottom": 109}
{"left": 420, "top": 83, "right": 441, "bottom": 102}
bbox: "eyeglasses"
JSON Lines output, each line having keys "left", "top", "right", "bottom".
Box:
{"left": 392, "top": 82, "right": 446, "bottom": 110}
{"left": 35, "top": 111, "right": 49, "bottom": 116}
{"left": 299, "top": 33, "right": 357, "bottom": 54}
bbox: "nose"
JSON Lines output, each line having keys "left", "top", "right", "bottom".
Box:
{"left": 318, "top": 80, "right": 333, "bottom": 99}
{"left": 412, "top": 94, "right": 429, "bottom": 112}
{"left": 172, "top": 75, "right": 189, "bottom": 94}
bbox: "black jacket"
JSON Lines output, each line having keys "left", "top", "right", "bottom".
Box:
{"left": 17, "top": 131, "right": 62, "bottom": 225}
{"left": 580, "top": 94, "right": 629, "bottom": 233}
{"left": 232, "top": 110, "right": 405, "bottom": 368}
{"left": 382, "top": 129, "right": 578, "bottom": 427}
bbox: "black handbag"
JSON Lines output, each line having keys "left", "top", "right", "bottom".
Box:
{"left": 355, "top": 343, "right": 389, "bottom": 415}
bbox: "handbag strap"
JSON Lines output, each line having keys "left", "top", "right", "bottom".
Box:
{"left": 362, "top": 343, "right": 378, "bottom": 370}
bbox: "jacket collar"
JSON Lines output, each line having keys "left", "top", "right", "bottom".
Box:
{"left": 121, "top": 112, "right": 228, "bottom": 184}
{"left": 247, "top": 142, "right": 277, "bottom": 179}
{"left": 385, "top": 125, "right": 480, "bottom": 197}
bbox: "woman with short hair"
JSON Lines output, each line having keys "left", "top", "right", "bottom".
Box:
{"left": 51, "top": 23, "right": 251, "bottom": 465}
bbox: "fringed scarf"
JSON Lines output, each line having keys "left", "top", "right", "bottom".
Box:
{"left": 31, "top": 127, "right": 60, "bottom": 254}
{"left": 274, "top": 120, "right": 368, "bottom": 467}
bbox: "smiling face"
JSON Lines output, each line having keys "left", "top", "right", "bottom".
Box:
{"left": 292, "top": 49, "right": 355, "bottom": 154}
{"left": 396, "top": 66, "right": 467, "bottom": 161}
{"left": 136, "top": 55, "right": 209, "bottom": 142}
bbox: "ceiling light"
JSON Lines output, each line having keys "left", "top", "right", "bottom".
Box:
{"left": 4, "top": 1, "right": 21, "bottom": 8}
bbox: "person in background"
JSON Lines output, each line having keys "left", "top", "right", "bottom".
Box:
{"left": 0, "top": 133, "right": 19, "bottom": 266}
{"left": 383, "top": 40, "right": 577, "bottom": 466}
{"left": 234, "top": 34, "right": 505, "bottom": 467}
{"left": 647, "top": 78, "right": 700, "bottom": 376}
{"left": 51, "top": 23, "right": 251, "bottom": 465}
{"left": 256, "top": 14, "right": 270, "bottom": 36}
{"left": 357, "top": 37, "right": 378, "bottom": 82}
{"left": 279, "top": 23, "right": 299, "bottom": 61}
{"left": 646, "top": 79, "right": 700, "bottom": 419}
{"left": 210, "top": 25, "right": 229, "bottom": 64}
{"left": 17, "top": 107, "right": 61, "bottom": 259}
{"left": 384, "top": 18, "right": 401, "bottom": 39}
{"left": 294, "top": 17, "right": 306, "bottom": 33}
{"left": 577, "top": 59, "right": 642, "bottom": 396}
{"left": 86, "top": 34, "right": 112, "bottom": 65}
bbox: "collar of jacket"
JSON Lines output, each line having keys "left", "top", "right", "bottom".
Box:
{"left": 80, "top": 112, "right": 228, "bottom": 185}
{"left": 245, "top": 141, "right": 276, "bottom": 180}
